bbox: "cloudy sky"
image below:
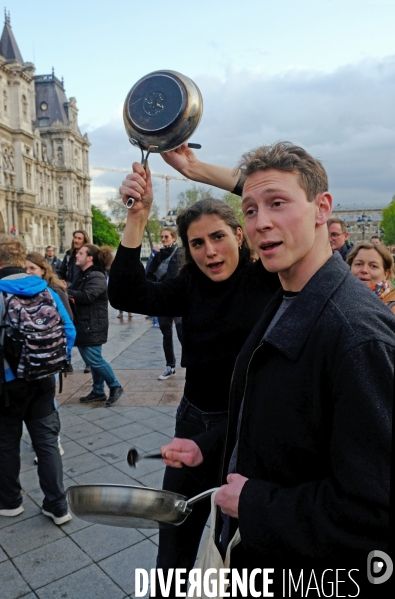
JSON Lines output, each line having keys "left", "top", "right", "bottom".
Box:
{"left": 8, "top": 0, "right": 395, "bottom": 215}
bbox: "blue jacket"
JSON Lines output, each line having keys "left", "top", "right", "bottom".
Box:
{"left": 0, "top": 274, "right": 76, "bottom": 382}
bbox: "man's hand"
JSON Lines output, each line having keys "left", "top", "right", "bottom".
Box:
{"left": 160, "top": 143, "right": 199, "bottom": 178}
{"left": 119, "top": 162, "right": 154, "bottom": 218}
{"left": 214, "top": 473, "right": 248, "bottom": 519}
{"left": 161, "top": 438, "right": 203, "bottom": 468}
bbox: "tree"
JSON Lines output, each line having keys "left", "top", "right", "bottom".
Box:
{"left": 91, "top": 205, "right": 120, "bottom": 247}
{"left": 222, "top": 191, "right": 245, "bottom": 227}
{"left": 106, "top": 194, "right": 162, "bottom": 250}
{"left": 381, "top": 195, "right": 395, "bottom": 245}
{"left": 176, "top": 184, "right": 214, "bottom": 211}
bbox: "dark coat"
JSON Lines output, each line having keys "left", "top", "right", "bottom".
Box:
{"left": 146, "top": 244, "right": 183, "bottom": 282}
{"left": 58, "top": 251, "right": 80, "bottom": 285}
{"left": 44, "top": 255, "right": 62, "bottom": 272}
{"left": 67, "top": 266, "right": 108, "bottom": 347}
{"left": 224, "top": 253, "right": 394, "bottom": 568}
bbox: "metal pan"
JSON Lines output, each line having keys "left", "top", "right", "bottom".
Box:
{"left": 67, "top": 484, "right": 218, "bottom": 529}
{"left": 123, "top": 69, "right": 203, "bottom": 172}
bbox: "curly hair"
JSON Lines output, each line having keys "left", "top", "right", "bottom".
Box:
{"left": 84, "top": 244, "right": 114, "bottom": 270}
{"left": 0, "top": 236, "right": 26, "bottom": 268}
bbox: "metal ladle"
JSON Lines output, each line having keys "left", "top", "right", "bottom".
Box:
{"left": 127, "top": 448, "right": 163, "bottom": 468}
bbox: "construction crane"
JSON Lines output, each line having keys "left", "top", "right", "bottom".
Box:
{"left": 91, "top": 166, "right": 188, "bottom": 215}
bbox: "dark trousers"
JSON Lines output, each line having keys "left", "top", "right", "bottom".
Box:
{"left": 154, "top": 396, "right": 227, "bottom": 598}
{"left": 0, "top": 376, "right": 67, "bottom": 513}
{"left": 158, "top": 316, "right": 183, "bottom": 367}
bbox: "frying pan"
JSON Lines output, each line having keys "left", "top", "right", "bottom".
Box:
{"left": 67, "top": 484, "right": 218, "bottom": 529}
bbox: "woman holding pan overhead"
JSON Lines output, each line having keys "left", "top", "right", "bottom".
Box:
{"left": 108, "top": 162, "right": 279, "bottom": 595}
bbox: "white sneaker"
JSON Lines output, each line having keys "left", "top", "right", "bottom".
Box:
{"left": 42, "top": 509, "right": 72, "bottom": 525}
{"left": 158, "top": 366, "right": 176, "bottom": 380}
{"left": 0, "top": 506, "right": 24, "bottom": 517}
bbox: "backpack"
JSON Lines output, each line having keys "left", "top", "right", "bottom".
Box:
{"left": 0, "top": 289, "right": 68, "bottom": 381}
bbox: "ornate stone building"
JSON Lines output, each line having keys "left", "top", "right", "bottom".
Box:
{"left": 0, "top": 13, "right": 91, "bottom": 253}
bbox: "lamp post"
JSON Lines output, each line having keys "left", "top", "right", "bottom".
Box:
{"left": 357, "top": 212, "right": 371, "bottom": 241}
{"left": 58, "top": 210, "right": 65, "bottom": 254}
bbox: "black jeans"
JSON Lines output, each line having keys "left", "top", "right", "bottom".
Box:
{"left": 0, "top": 376, "right": 67, "bottom": 514}
{"left": 155, "top": 396, "right": 227, "bottom": 598}
{"left": 157, "top": 316, "right": 183, "bottom": 367}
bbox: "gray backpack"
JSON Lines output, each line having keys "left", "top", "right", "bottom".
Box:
{"left": 0, "top": 289, "right": 67, "bottom": 381}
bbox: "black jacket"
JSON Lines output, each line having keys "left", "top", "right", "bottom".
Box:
{"left": 146, "top": 243, "right": 183, "bottom": 282}
{"left": 68, "top": 266, "right": 108, "bottom": 347}
{"left": 45, "top": 255, "right": 62, "bottom": 272}
{"left": 108, "top": 244, "right": 280, "bottom": 413}
{"left": 58, "top": 251, "right": 80, "bottom": 285}
{"left": 223, "top": 253, "right": 394, "bottom": 569}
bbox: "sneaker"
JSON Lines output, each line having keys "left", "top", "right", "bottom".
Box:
{"left": 0, "top": 506, "right": 24, "bottom": 517}
{"left": 83, "top": 364, "right": 91, "bottom": 373}
{"left": 65, "top": 363, "right": 73, "bottom": 373}
{"left": 105, "top": 386, "right": 124, "bottom": 407}
{"left": 79, "top": 391, "right": 106, "bottom": 403}
{"left": 34, "top": 456, "right": 38, "bottom": 465}
{"left": 42, "top": 508, "right": 72, "bottom": 525}
{"left": 117, "top": 313, "right": 123, "bottom": 319}
{"left": 158, "top": 366, "right": 176, "bottom": 380}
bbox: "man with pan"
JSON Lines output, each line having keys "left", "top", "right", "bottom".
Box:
{"left": 160, "top": 142, "right": 393, "bottom": 596}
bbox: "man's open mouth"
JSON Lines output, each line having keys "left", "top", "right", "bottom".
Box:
{"left": 260, "top": 241, "right": 282, "bottom": 251}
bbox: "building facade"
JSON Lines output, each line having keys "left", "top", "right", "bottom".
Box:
{"left": 0, "top": 13, "right": 91, "bottom": 253}
{"left": 331, "top": 207, "right": 384, "bottom": 244}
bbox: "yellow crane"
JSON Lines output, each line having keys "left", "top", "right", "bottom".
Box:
{"left": 91, "top": 166, "right": 188, "bottom": 215}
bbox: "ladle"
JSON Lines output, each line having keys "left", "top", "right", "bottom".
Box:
{"left": 127, "top": 448, "right": 163, "bottom": 468}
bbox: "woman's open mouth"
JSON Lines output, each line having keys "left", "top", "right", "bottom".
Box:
{"left": 207, "top": 262, "right": 224, "bottom": 272}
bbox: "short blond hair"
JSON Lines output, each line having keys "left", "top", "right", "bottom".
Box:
{"left": 0, "top": 236, "right": 27, "bottom": 268}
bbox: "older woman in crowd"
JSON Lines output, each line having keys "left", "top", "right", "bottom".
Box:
{"left": 346, "top": 242, "right": 395, "bottom": 313}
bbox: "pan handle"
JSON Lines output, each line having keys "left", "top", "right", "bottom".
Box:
{"left": 186, "top": 487, "right": 220, "bottom": 507}
{"left": 126, "top": 144, "right": 159, "bottom": 209}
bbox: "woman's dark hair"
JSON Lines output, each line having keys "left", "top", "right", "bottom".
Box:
{"left": 84, "top": 244, "right": 114, "bottom": 271}
{"left": 176, "top": 198, "right": 251, "bottom": 268}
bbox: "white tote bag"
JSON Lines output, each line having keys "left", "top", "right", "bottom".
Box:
{"left": 190, "top": 490, "right": 241, "bottom": 599}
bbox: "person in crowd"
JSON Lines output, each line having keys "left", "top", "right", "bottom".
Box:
{"left": 108, "top": 163, "right": 279, "bottom": 594}
{"left": 117, "top": 310, "right": 133, "bottom": 319}
{"left": 145, "top": 243, "right": 161, "bottom": 327}
{"left": 26, "top": 252, "right": 73, "bottom": 320}
{"left": 0, "top": 236, "right": 75, "bottom": 526}
{"left": 25, "top": 252, "right": 76, "bottom": 460}
{"left": 68, "top": 244, "right": 123, "bottom": 407}
{"left": 346, "top": 242, "right": 395, "bottom": 313}
{"left": 369, "top": 234, "right": 381, "bottom": 244}
{"left": 58, "top": 230, "right": 91, "bottom": 286}
{"left": 146, "top": 228, "right": 183, "bottom": 380}
{"left": 58, "top": 230, "right": 91, "bottom": 373}
{"left": 327, "top": 217, "right": 353, "bottom": 260}
{"left": 159, "top": 142, "right": 393, "bottom": 594}
{"left": 44, "top": 245, "right": 62, "bottom": 272}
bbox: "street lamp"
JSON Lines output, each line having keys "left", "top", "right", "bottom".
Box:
{"left": 357, "top": 212, "right": 371, "bottom": 241}
{"left": 58, "top": 209, "right": 65, "bottom": 254}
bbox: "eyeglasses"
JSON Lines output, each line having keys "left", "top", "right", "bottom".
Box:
{"left": 329, "top": 232, "right": 344, "bottom": 238}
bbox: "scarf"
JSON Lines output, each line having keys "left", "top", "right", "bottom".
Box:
{"left": 371, "top": 279, "right": 392, "bottom": 299}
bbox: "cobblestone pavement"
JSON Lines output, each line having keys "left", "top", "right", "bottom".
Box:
{"left": 0, "top": 308, "right": 186, "bottom": 599}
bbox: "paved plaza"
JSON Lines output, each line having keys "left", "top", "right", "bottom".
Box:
{"left": 0, "top": 308, "right": 186, "bottom": 599}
